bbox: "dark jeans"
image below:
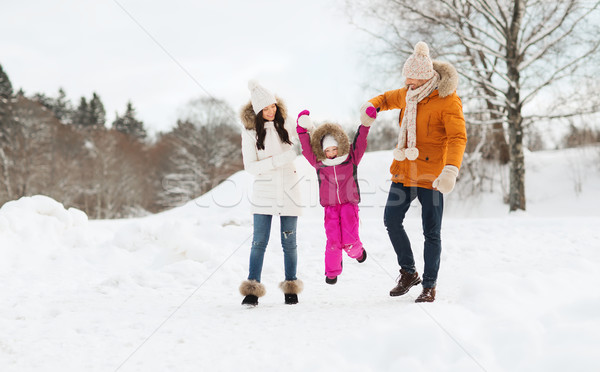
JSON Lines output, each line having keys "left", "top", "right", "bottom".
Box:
{"left": 383, "top": 183, "right": 444, "bottom": 288}
{"left": 248, "top": 214, "right": 298, "bottom": 282}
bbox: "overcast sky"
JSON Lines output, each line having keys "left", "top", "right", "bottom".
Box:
{"left": 2, "top": 0, "right": 380, "bottom": 134}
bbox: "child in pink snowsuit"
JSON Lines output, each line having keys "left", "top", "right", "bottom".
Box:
{"left": 296, "top": 108, "right": 377, "bottom": 284}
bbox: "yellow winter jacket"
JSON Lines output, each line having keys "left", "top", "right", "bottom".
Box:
{"left": 369, "top": 61, "right": 467, "bottom": 189}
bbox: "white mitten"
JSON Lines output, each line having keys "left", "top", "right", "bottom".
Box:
{"left": 432, "top": 165, "right": 459, "bottom": 194}
{"left": 272, "top": 149, "right": 297, "bottom": 168}
{"left": 297, "top": 115, "right": 313, "bottom": 130}
{"left": 359, "top": 102, "right": 376, "bottom": 127}
{"left": 296, "top": 110, "right": 314, "bottom": 130}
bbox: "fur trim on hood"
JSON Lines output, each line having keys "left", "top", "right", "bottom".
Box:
{"left": 310, "top": 123, "right": 350, "bottom": 162}
{"left": 240, "top": 97, "right": 288, "bottom": 130}
{"left": 432, "top": 60, "right": 459, "bottom": 98}
{"left": 279, "top": 279, "right": 304, "bottom": 294}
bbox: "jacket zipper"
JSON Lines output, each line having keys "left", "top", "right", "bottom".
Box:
{"left": 278, "top": 165, "right": 284, "bottom": 212}
{"left": 333, "top": 165, "right": 342, "bottom": 204}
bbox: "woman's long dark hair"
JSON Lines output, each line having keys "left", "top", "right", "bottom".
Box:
{"left": 255, "top": 104, "right": 292, "bottom": 150}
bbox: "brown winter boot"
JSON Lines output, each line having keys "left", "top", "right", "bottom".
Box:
{"left": 389, "top": 269, "right": 422, "bottom": 297}
{"left": 415, "top": 287, "right": 436, "bottom": 303}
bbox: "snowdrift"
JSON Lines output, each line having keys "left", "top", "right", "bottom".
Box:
{"left": 1, "top": 148, "right": 599, "bottom": 371}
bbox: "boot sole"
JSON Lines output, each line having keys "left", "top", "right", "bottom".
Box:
{"left": 242, "top": 295, "right": 259, "bottom": 306}
{"left": 356, "top": 250, "right": 367, "bottom": 263}
{"left": 325, "top": 277, "right": 338, "bottom": 285}
{"left": 284, "top": 294, "right": 298, "bottom": 305}
{"left": 389, "top": 278, "right": 422, "bottom": 297}
{"left": 415, "top": 297, "right": 434, "bottom": 303}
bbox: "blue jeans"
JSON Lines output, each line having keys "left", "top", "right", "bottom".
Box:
{"left": 383, "top": 183, "right": 444, "bottom": 288}
{"left": 248, "top": 214, "right": 298, "bottom": 282}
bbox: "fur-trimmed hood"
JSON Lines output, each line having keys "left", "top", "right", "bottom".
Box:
{"left": 240, "top": 97, "right": 288, "bottom": 130}
{"left": 432, "top": 60, "right": 458, "bottom": 98}
{"left": 310, "top": 123, "right": 350, "bottom": 162}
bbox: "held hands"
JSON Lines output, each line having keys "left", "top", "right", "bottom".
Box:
{"left": 432, "top": 165, "right": 459, "bottom": 194}
{"left": 296, "top": 110, "right": 314, "bottom": 131}
{"left": 360, "top": 102, "right": 377, "bottom": 127}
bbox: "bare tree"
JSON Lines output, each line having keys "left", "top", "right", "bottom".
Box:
{"left": 0, "top": 64, "right": 16, "bottom": 200}
{"left": 45, "top": 122, "right": 88, "bottom": 207}
{"left": 346, "top": 0, "right": 600, "bottom": 211}
{"left": 159, "top": 97, "right": 242, "bottom": 208}
{"left": 77, "top": 128, "right": 151, "bottom": 219}
{"left": 0, "top": 95, "right": 91, "bottom": 209}
{"left": 159, "top": 122, "right": 207, "bottom": 208}
{"left": 178, "top": 97, "right": 242, "bottom": 190}
{"left": 562, "top": 121, "right": 600, "bottom": 148}
{"left": 6, "top": 96, "right": 56, "bottom": 197}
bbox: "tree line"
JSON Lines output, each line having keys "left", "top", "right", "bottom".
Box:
{"left": 3, "top": 27, "right": 599, "bottom": 220}
{"left": 0, "top": 64, "right": 242, "bottom": 218}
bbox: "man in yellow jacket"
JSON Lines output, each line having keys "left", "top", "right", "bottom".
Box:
{"left": 363, "top": 41, "right": 467, "bottom": 303}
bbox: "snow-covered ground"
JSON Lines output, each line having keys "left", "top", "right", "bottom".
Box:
{"left": 1, "top": 147, "right": 599, "bottom": 371}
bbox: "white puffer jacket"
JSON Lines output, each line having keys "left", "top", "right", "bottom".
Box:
{"left": 240, "top": 98, "right": 302, "bottom": 217}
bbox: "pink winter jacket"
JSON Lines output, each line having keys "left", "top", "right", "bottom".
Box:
{"left": 297, "top": 123, "right": 370, "bottom": 207}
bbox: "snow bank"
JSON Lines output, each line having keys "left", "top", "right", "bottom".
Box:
{"left": 0, "top": 195, "right": 89, "bottom": 277}
{"left": 1, "top": 148, "right": 599, "bottom": 371}
{"left": 0, "top": 194, "right": 87, "bottom": 239}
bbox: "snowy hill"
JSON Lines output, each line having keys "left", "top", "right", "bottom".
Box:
{"left": 1, "top": 148, "right": 599, "bottom": 371}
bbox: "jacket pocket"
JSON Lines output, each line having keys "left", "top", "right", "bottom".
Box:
{"left": 416, "top": 146, "right": 444, "bottom": 181}
{"left": 418, "top": 145, "right": 443, "bottom": 163}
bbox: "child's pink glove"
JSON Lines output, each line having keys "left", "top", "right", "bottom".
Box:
{"left": 297, "top": 110, "right": 314, "bottom": 131}
{"left": 360, "top": 103, "right": 377, "bottom": 127}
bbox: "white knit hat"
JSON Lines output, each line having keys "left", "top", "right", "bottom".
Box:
{"left": 402, "top": 42, "right": 434, "bottom": 80}
{"left": 248, "top": 80, "right": 277, "bottom": 114}
{"left": 322, "top": 135, "right": 338, "bottom": 150}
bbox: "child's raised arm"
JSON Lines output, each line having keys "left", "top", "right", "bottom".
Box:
{"left": 350, "top": 105, "right": 377, "bottom": 165}
{"left": 296, "top": 110, "right": 318, "bottom": 167}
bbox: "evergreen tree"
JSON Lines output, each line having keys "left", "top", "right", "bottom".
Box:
{"left": 31, "top": 92, "right": 53, "bottom": 109}
{"left": 0, "top": 64, "right": 14, "bottom": 123}
{"left": 73, "top": 97, "right": 91, "bottom": 126}
{"left": 0, "top": 64, "right": 15, "bottom": 140}
{"left": 29, "top": 89, "right": 73, "bottom": 124}
{"left": 112, "top": 101, "right": 147, "bottom": 140}
{"left": 52, "top": 88, "right": 72, "bottom": 124}
{"left": 89, "top": 92, "right": 106, "bottom": 127}
{"left": 0, "top": 64, "right": 13, "bottom": 99}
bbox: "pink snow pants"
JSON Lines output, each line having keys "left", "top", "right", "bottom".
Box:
{"left": 323, "top": 203, "right": 364, "bottom": 278}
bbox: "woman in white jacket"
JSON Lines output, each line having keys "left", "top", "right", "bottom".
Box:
{"left": 239, "top": 81, "right": 303, "bottom": 306}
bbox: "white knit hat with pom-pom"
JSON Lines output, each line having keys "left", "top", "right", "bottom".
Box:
{"left": 402, "top": 42, "right": 434, "bottom": 80}
{"left": 322, "top": 135, "right": 338, "bottom": 151}
{"left": 248, "top": 80, "right": 277, "bottom": 114}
